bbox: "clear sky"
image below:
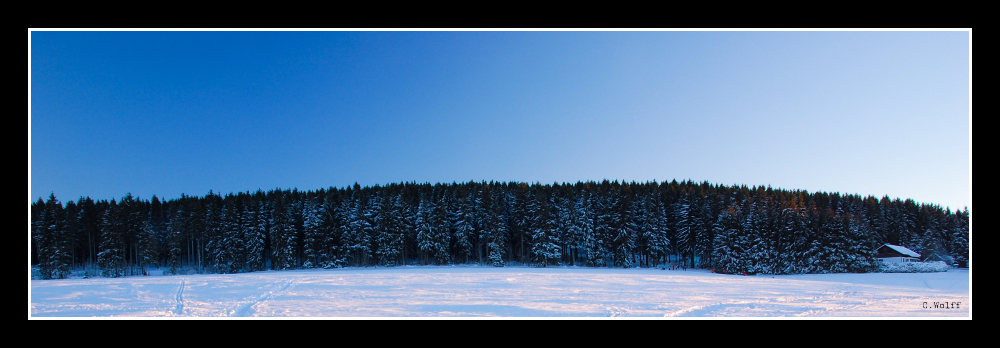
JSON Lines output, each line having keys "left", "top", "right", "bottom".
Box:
{"left": 29, "top": 30, "right": 971, "bottom": 211}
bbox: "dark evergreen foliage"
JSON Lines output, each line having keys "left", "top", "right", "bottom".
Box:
{"left": 31, "top": 180, "right": 971, "bottom": 277}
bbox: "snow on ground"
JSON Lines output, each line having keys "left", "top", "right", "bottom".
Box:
{"left": 29, "top": 266, "right": 970, "bottom": 318}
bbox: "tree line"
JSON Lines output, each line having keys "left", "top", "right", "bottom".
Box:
{"left": 30, "top": 180, "right": 970, "bottom": 279}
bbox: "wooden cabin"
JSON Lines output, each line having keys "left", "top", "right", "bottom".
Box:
{"left": 875, "top": 244, "right": 921, "bottom": 264}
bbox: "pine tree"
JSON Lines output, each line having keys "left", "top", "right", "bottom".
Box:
{"left": 323, "top": 191, "right": 347, "bottom": 268}
{"left": 269, "top": 195, "right": 296, "bottom": 270}
{"left": 137, "top": 212, "right": 158, "bottom": 275}
{"left": 149, "top": 195, "right": 167, "bottom": 271}
{"left": 340, "top": 189, "right": 373, "bottom": 266}
{"left": 75, "top": 197, "right": 101, "bottom": 275}
{"left": 166, "top": 206, "right": 185, "bottom": 275}
{"left": 301, "top": 197, "right": 324, "bottom": 268}
{"left": 711, "top": 205, "right": 742, "bottom": 274}
{"left": 949, "top": 207, "right": 969, "bottom": 267}
{"left": 36, "top": 194, "right": 73, "bottom": 279}
{"left": 245, "top": 199, "right": 267, "bottom": 271}
{"left": 556, "top": 189, "right": 579, "bottom": 265}
{"left": 673, "top": 195, "right": 692, "bottom": 268}
{"left": 430, "top": 188, "right": 451, "bottom": 265}
{"left": 589, "top": 183, "right": 613, "bottom": 267}
{"left": 360, "top": 191, "right": 380, "bottom": 266}
{"left": 375, "top": 194, "right": 405, "bottom": 267}
{"left": 609, "top": 188, "right": 635, "bottom": 268}
{"left": 98, "top": 199, "right": 124, "bottom": 277}
{"left": 737, "top": 201, "right": 759, "bottom": 274}
{"left": 202, "top": 194, "right": 224, "bottom": 273}
{"left": 114, "top": 193, "right": 144, "bottom": 276}
{"left": 473, "top": 184, "right": 490, "bottom": 264}
{"left": 415, "top": 194, "right": 434, "bottom": 265}
{"left": 508, "top": 184, "right": 529, "bottom": 265}
{"left": 32, "top": 198, "right": 45, "bottom": 270}
{"left": 634, "top": 194, "right": 652, "bottom": 267}
{"left": 780, "top": 197, "right": 808, "bottom": 274}
{"left": 844, "top": 213, "right": 877, "bottom": 272}
{"left": 694, "top": 198, "right": 716, "bottom": 269}
{"left": 221, "top": 196, "right": 244, "bottom": 273}
{"left": 575, "top": 188, "right": 598, "bottom": 267}
{"left": 486, "top": 185, "right": 509, "bottom": 267}
{"left": 527, "top": 187, "right": 560, "bottom": 266}
{"left": 451, "top": 190, "right": 475, "bottom": 264}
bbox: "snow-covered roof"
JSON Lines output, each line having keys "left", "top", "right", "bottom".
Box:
{"left": 881, "top": 244, "right": 921, "bottom": 258}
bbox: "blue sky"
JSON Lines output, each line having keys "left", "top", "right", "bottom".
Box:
{"left": 29, "top": 30, "right": 970, "bottom": 211}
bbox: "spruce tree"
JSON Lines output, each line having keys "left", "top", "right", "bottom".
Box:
{"left": 375, "top": 194, "right": 405, "bottom": 267}
{"left": 245, "top": 199, "right": 267, "bottom": 271}
{"left": 528, "top": 187, "right": 560, "bottom": 266}
{"left": 301, "top": 197, "right": 323, "bottom": 268}
{"left": 451, "top": 190, "right": 475, "bottom": 264}
{"left": 98, "top": 199, "right": 124, "bottom": 277}
{"left": 167, "top": 206, "right": 185, "bottom": 275}
{"left": 137, "top": 213, "right": 158, "bottom": 275}
{"left": 673, "top": 195, "right": 692, "bottom": 268}
{"left": 486, "top": 185, "right": 509, "bottom": 267}
{"left": 269, "top": 195, "right": 295, "bottom": 270}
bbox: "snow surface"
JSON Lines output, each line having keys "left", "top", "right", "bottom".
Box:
{"left": 29, "top": 266, "right": 970, "bottom": 318}
{"left": 882, "top": 244, "right": 921, "bottom": 258}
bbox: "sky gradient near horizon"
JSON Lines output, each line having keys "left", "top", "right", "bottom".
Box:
{"left": 29, "top": 30, "right": 971, "bottom": 211}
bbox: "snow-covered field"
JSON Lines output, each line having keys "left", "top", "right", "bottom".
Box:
{"left": 29, "top": 266, "right": 971, "bottom": 318}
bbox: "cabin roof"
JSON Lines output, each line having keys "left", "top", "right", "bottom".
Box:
{"left": 879, "top": 244, "right": 921, "bottom": 258}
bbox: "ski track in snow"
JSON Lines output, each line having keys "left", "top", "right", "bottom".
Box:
{"left": 29, "top": 267, "right": 970, "bottom": 318}
{"left": 229, "top": 278, "right": 295, "bottom": 317}
{"left": 173, "top": 280, "right": 185, "bottom": 315}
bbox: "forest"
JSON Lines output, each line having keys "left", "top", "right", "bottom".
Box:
{"left": 30, "top": 180, "right": 970, "bottom": 279}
